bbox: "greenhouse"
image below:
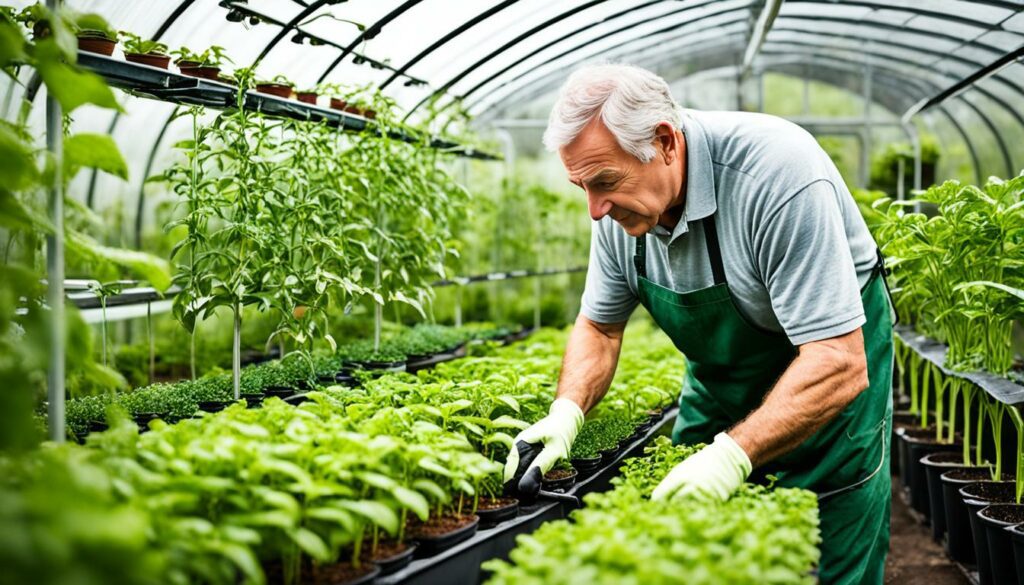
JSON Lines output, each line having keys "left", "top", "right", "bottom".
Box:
{"left": 2, "top": 0, "right": 1024, "bottom": 583}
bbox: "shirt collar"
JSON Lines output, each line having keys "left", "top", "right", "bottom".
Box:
{"left": 652, "top": 110, "right": 717, "bottom": 244}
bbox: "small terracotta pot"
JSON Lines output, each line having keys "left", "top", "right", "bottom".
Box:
{"left": 329, "top": 98, "right": 348, "bottom": 110}
{"left": 175, "top": 59, "right": 201, "bottom": 69}
{"left": 296, "top": 92, "right": 318, "bottom": 105}
{"left": 180, "top": 66, "right": 221, "bottom": 80}
{"left": 77, "top": 34, "right": 115, "bottom": 56}
{"left": 125, "top": 52, "right": 171, "bottom": 69}
{"left": 364, "top": 109, "right": 377, "bottom": 120}
{"left": 255, "top": 83, "right": 293, "bottom": 98}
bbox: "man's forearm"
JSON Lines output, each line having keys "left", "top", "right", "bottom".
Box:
{"left": 728, "top": 328, "right": 870, "bottom": 468}
{"left": 556, "top": 315, "right": 626, "bottom": 413}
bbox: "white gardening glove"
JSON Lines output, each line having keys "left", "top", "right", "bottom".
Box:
{"left": 650, "top": 432, "right": 752, "bottom": 502}
{"left": 503, "top": 398, "right": 585, "bottom": 495}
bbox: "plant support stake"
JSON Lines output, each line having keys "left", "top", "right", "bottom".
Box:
{"left": 46, "top": 0, "right": 65, "bottom": 443}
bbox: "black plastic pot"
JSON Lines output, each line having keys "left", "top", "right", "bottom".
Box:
{"left": 900, "top": 427, "right": 959, "bottom": 520}
{"left": 599, "top": 446, "right": 620, "bottom": 465}
{"left": 541, "top": 468, "right": 578, "bottom": 492}
{"left": 412, "top": 515, "right": 480, "bottom": 557}
{"left": 351, "top": 359, "right": 406, "bottom": 372}
{"left": 338, "top": 563, "right": 381, "bottom": 585}
{"left": 891, "top": 410, "right": 919, "bottom": 474}
{"left": 571, "top": 456, "right": 602, "bottom": 476}
{"left": 242, "top": 394, "right": 263, "bottom": 408}
{"left": 941, "top": 468, "right": 997, "bottom": 563}
{"left": 198, "top": 400, "right": 231, "bottom": 413}
{"left": 262, "top": 386, "right": 294, "bottom": 400}
{"left": 961, "top": 481, "right": 1017, "bottom": 585}
{"left": 475, "top": 498, "right": 519, "bottom": 527}
{"left": 978, "top": 504, "right": 1024, "bottom": 585}
{"left": 1007, "top": 523, "right": 1024, "bottom": 585}
{"left": 921, "top": 451, "right": 973, "bottom": 541}
{"left": 134, "top": 412, "right": 161, "bottom": 432}
{"left": 369, "top": 543, "right": 417, "bottom": 576}
{"left": 87, "top": 419, "right": 108, "bottom": 433}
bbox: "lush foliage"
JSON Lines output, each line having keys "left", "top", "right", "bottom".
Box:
{"left": 484, "top": 437, "right": 821, "bottom": 585}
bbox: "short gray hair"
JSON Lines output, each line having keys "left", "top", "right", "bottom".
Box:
{"left": 543, "top": 64, "right": 682, "bottom": 163}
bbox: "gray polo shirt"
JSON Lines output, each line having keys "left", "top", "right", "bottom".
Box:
{"left": 580, "top": 109, "right": 878, "bottom": 345}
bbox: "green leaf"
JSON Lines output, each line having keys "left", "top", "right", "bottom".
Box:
{"left": 0, "top": 122, "right": 38, "bottom": 190}
{"left": 392, "top": 486, "right": 429, "bottom": 520}
{"left": 0, "top": 189, "right": 46, "bottom": 233}
{"left": 64, "top": 133, "right": 128, "bottom": 181}
{"left": 412, "top": 478, "right": 448, "bottom": 502}
{"left": 335, "top": 499, "right": 398, "bottom": 534}
{"left": 34, "top": 39, "right": 121, "bottom": 113}
{"left": 305, "top": 507, "right": 355, "bottom": 531}
{"left": 65, "top": 230, "right": 172, "bottom": 291}
{"left": 0, "top": 19, "right": 27, "bottom": 69}
{"left": 496, "top": 395, "right": 520, "bottom": 413}
{"left": 290, "top": 527, "right": 330, "bottom": 561}
{"left": 955, "top": 280, "right": 1024, "bottom": 302}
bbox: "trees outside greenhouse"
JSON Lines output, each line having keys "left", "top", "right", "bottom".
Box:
{"left": 1, "top": 1, "right": 1023, "bottom": 584}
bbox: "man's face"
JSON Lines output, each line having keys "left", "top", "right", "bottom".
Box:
{"left": 559, "top": 116, "right": 684, "bottom": 237}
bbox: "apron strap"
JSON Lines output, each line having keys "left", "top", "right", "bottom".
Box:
{"left": 633, "top": 235, "right": 648, "bottom": 278}
{"left": 632, "top": 214, "right": 727, "bottom": 285}
{"left": 702, "top": 215, "right": 727, "bottom": 286}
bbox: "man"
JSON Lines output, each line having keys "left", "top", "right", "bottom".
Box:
{"left": 502, "top": 64, "right": 893, "bottom": 585}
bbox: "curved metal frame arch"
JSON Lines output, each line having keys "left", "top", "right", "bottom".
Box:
{"left": 454, "top": 0, "right": 748, "bottom": 107}
{"left": 466, "top": 9, "right": 755, "bottom": 114}
{"left": 411, "top": 0, "right": 1020, "bottom": 120}
{"left": 315, "top": 0, "right": 424, "bottom": 84}
{"left": 764, "top": 41, "right": 1017, "bottom": 175}
{"left": 403, "top": 0, "right": 613, "bottom": 121}
{"left": 470, "top": 8, "right": 1024, "bottom": 123}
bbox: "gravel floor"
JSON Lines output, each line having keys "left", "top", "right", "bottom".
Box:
{"left": 884, "top": 479, "right": 969, "bottom": 585}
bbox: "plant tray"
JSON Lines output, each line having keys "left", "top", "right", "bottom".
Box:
{"left": 366, "top": 543, "right": 418, "bottom": 576}
{"left": 475, "top": 498, "right": 519, "bottom": 527}
{"left": 377, "top": 405, "right": 678, "bottom": 585}
{"left": 411, "top": 515, "right": 480, "bottom": 557}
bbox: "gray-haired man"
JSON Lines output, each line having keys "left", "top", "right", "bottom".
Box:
{"left": 503, "top": 64, "right": 894, "bottom": 585}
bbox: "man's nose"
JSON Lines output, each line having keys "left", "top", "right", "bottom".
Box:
{"left": 588, "top": 194, "right": 613, "bottom": 221}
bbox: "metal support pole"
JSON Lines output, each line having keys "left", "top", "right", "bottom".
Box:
{"left": 232, "top": 304, "right": 241, "bottom": 400}
{"left": 454, "top": 285, "right": 463, "bottom": 328}
{"left": 896, "top": 157, "right": 905, "bottom": 201}
{"left": 904, "top": 122, "right": 922, "bottom": 209}
{"left": 45, "top": 0, "right": 65, "bottom": 443}
{"left": 756, "top": 71, "right": 765, "bottom": 113}
{"left": 802, "top": 65, "right": 810, "bottom": 116}
{"left": 147, "top": 301, "right": 154, "bottom": 385}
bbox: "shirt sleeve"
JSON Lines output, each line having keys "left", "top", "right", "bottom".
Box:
{"left": 579, "top": 220, "right": 638, "bottom": 324}
{"left": 754, "top": 179, "right": 866, "bottom": 345}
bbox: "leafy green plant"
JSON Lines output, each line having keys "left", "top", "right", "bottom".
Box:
{"left": 171, "top": 45, "right": 230, "bottom": 67}
{"left": 485, "top": 438, "right": 821, "bottom": 585}
{"left": 119, "top": 31, "right": 167, "bottom": 55}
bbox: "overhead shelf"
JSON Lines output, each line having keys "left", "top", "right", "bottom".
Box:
{"left": 76, "top": 52, "right": 500, "bottom": 161}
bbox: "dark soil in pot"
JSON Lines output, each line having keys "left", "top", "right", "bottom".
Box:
{"left": 978, "top": 504, "right": 1024, "bottom": 585}
{"left": 571, "top": 456, "right": 602, "bottom": 476}
{"left": 255, "top": 83, "right": 292, "bottom": 98}
{"left": 360, "top": 540, "right": 416, "bottom": 576}
{"left": 475, "top": 497, "right": 519, "bottom": 526}
{"left": 124, "top": 52, "right": 171, "bottom": 69}
{"left": 408, "top": 514, "right": 479, "bottom": 556}
{"left": 296, "top": 91, "right": 318, "bottom": 105}
{"left": 179, "top": 65, "right": 221, "bottom": 80}
{"left": 940, "top": 467, "right": 1001, "bottom": 563}
{"left": 77, "top": 34, "right": 115, "bottom": 55}
{"left": 541, "top": 468, "right": 578, "bottom": 492}
{"left": 921, "top": 451, "right": 978, "bottom": 542}
{"left": 301, "top": 561, "right": 380, "bottom": 585}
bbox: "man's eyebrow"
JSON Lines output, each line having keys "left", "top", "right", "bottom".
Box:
{"left": 582, "top": 169, "right": 619, "bottom": 185}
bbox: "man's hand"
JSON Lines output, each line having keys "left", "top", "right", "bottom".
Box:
{"left": 503, "top": 398, "right": 585, "bottom": 495}
{"left": 650, "top": 432, "right": 752, "bottom": 502}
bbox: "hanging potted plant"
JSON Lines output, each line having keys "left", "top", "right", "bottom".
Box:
{"left": 72, "top": 13, "right": 117, "bottom": 56}
{"left": 172, "top": 45, "right": 230, "bottom": 80}
{"left": 255, "top": 74, "right": 294, "bottom": 99}
{"left": 120, "top": 31, "right": 170, "bottom": 69}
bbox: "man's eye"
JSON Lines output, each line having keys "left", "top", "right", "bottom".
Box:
{"left": 595, "top": 182, "right": 614, "bottom": 190}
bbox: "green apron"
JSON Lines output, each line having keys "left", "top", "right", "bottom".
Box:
{"left": 634, "top": 212, "right": 893, "bottom": 585}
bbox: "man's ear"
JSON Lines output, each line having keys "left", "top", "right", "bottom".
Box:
{"left": 653, "top": 122, "right": 678, "bottom": 165}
